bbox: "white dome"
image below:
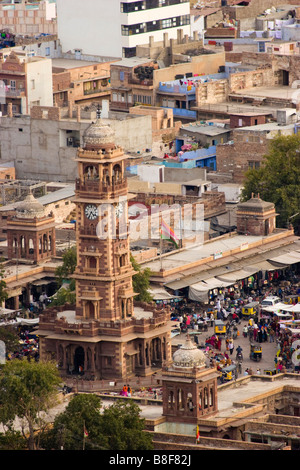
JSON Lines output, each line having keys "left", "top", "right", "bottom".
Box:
{"left": 83, "top": 118, "right": 115, "bottom": 147}
{"left": 173, "top": 335, "right": 206, "bottom": 368}
{"left": 16, "top": 193, "right": 45, "bottom": 219}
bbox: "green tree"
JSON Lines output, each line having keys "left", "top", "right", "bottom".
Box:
{"left": 0, "top": 259, "right": 8, "bottom": 305}
{"left": 0, "top": 429, "right": 27, "bottom": 450}
{"left": 130, "top": 254, "right": 153, "bottom": 303}
{"left": 51, "top": 246, "right": 77, "bottom": 306}
{"left": 42, "top": 395, "right": 153, "bottom": 451}
{"left": 41, "top": 393, "right": 103, "bottom": 450}
{"left": 0, "top": 327, "right": 20, "bottom": 357}
{"left": 241, "top": 134, "right": 300, "bottom": 229}
{"left": 55, "top": 246, "right": 77, "bottom": 287}
{"left": 99, "top": 400, "right": 153, "bottom": 451}
{"left": 50, "top": 284, "right": 76, "bottom": 307}
{"left": 0, "top": 359, "right": 62, "bottom": 450}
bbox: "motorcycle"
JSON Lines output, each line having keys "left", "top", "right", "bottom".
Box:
{"left": 236, "top": 350, "right": 243, "bottom": 361}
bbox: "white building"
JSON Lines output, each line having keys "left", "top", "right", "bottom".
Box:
{"left": 56, "top": 0, "right": 191, "bottom": 59}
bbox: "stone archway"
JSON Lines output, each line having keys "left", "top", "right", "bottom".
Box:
{"left": 74, "top": 346, "right": 85, "bottom": 374}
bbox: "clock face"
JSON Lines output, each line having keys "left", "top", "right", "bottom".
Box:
{"left": 85, "top": 204, "right": 98, "bottom": 220}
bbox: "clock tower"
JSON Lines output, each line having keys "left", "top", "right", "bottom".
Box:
{"left": 37, "top": 112, "right": 172, "bottom": 381}
{"left": 73, "top": 111, "right": 136, "bottom": 322}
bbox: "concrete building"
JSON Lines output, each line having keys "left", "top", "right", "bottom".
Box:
{"left": 56, "top": 0, "right": 191, "bottom": 59}
{"left": 0, "top": 0, "right": 57, "bottom": 36}
{"left": 0, "top": 104, "right": 152, "bottom": 182}
{"left": 216, "top": 121, "right": 297, "bottom": 183}
{"left": 0, "top": 51, "right": 53, "bottom": 115}
{"left": 128, "top": 105, "right": 182, "bottom": 158}
{"left": 109, "top": 40, "right": 225, "bottom": 115}
{"left": 52, "top": 58, "right": 116, "bottom": 108}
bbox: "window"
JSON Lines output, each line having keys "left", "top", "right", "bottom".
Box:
{"left": 45, "top": 47, "right": 50, "bottom": 56}
{"left": 10, "top": 80, "right": 16, "bottom": 90}
{"left": 248, "top": 161, "right": 260, "bottom": 169}
{"left": 162, "top": 18, "right": 172, "bottom": 28}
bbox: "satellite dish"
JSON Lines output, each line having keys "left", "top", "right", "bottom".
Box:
{"left": 292, "top": 343, "right": 300, "bottom": 367}
{"left": 292, "top": 339, "right": 300, "bottom": 350}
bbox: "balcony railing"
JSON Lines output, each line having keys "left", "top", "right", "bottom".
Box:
{"left": 162, "top": 106, "right": 196, "bottom": 118}
{"left": 75, "top": 178, "right": 127, "bottom": 194}
{"left": 158, "top": 82, "right": 195, "bottom": 95}
{"left": 83, "top": 86, "right": 111, "bottom": 96}
{"left": 128, "top": 77, "right": 153, "bottom": 87}
{"left": 4, "top": 87, "right": 25, "bottom": 97}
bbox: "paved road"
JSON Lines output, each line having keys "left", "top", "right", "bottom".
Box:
{"left": 171, "top": 318, "right": 280, "bottom": 376}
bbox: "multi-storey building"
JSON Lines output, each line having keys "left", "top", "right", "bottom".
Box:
{"left": 0, "top": 51, "right": 53, "bottom": 115}
{"left": 52, "top": 59, "right": 116, "bottom": 108}
{"left": 56, "top": 0, "right": 191, "bottom": 59}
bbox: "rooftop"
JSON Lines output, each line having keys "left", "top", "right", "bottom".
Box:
{"left": 111, "top": 57, "right": 154, "bottom": 69}
{"left": 141, "top": 230, "right": 299, "bottom": 287}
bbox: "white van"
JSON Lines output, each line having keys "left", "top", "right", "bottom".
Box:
{"left": 261, "top": 296, "right": 281, "bottom": 307}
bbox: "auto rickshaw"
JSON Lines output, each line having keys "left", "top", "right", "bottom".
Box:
{"left": 214, "top": 319, "right": 226, "bottom": 335}
{"left": 264, "top": 368, "right": 277, "bottom": 376}
{"left": 220, "top": 364, "right": 237, "bottom": 383}
{"left": 242, "top": 301, "right": 259, "bottom": 317}
{"left": 250, "top": 343, "right": 262, "bottom": 361}
{"left": 284, "top": 294, "right": 300, "bottom": 304}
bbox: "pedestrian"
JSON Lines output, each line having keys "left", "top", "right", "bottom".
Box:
{"left": 253, "top": 324, "right": 258, "bottom": 341}
{"left": 228, "top": 338, "right": 234, "bottom": 355}
{"left": 243, "top": 325, "right": 248, "bottom": 338}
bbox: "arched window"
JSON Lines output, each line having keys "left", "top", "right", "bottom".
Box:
{"left": 113, "top": 164, "right": 122, "bottom": 183}
{"left": 102, "top": 164, "right": 110, "bottom": 185}
{"left": 43, "top": 234, "right": 48, "bottom": 253}
{"left": 13, "top": 237, "right": 18, "bottom": 255}
{"left": 89, "top": 256, "right": 97, "bottom": 269}
{"left": 86, "top": 301, "right": 95, "bottom": 319}
{"left": 168, "top": 390, "right": 174, "bottom": 409}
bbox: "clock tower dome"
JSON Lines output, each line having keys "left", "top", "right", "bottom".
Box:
{"left": 38, "top": 111, "right": 171, "bottom": 381}
{"left": 74, "top": 112, "right": 136, "bottom": 321}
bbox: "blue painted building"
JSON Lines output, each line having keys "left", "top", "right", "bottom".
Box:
{"left": 156, "top": 73, "right": 227, "bottom": 120}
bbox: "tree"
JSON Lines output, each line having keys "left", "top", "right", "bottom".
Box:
{"left": 99, "top": 400, "right": 153, "bottom": 451}
{"left": 51, "top": 246, "right": 77, "bottom": 306}
{"left": 0, "top": 259, "right": 8, "bottom": 305}
{"left": 0, "top": 327, "right": 20, "bottom": 357}
{"left": 241, "top": 134, "right": 300, "bottom": 229}
{"left": 50, "top": 284, "right": 76, "bottom": 307}
{"left": 55, "top": 246, "right": 77, "bottom": 287}
{"left": 41, "top": 394, "right": 153, "bottom": 451}
{"left": 41, "top": 393, "right": 103, "bottom": 450}
{"left": 130, "top": 254, "right": 153, "bottom": 303}
{"left": 0, "top": 359, "right": 62, "bottom": 450}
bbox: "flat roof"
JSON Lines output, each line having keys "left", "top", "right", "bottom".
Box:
{"left": 235, "top": 122, "right": 296, "bottom": 132}
{"left": 141, "top": 231, "right": 299, "bottom": 281}
{"left": 111, "top": 57, "right": 153, "bottom": 68}
{"left": 51, "top": 58, "right": 103, "bottom": 69}
{"left": 181, "top": 124, "right": 230, "bottom": 136}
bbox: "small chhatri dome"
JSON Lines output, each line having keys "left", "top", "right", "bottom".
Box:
{"left": 237, "top": 193, "right": 275, "bottom": 213}
{"left": 83, "top": 106, "right": 115, "bottom": 149}
{"left": 173, "top": 334, "right": 206, "bottom": 368}
{"left": 16, "top": 193, "right": 45, "bottom": 219}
